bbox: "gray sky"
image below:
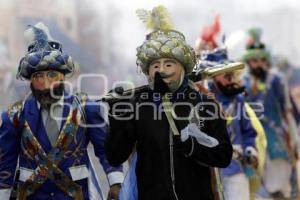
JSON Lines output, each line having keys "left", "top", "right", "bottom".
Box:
{"left": 95, "top": 0, "right": 300, "bottom": 67}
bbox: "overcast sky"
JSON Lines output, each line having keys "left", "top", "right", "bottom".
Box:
{"left": 93, "top": 0, "right": 300, "bottom": 68}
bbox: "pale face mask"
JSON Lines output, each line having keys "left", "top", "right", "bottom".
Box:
{"left": 147, "top": 58, "right": 185, "bottom": 92}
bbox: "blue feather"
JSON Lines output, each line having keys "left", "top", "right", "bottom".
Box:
{"left": 30, "top": 25, "right": 49, "bottom": 51}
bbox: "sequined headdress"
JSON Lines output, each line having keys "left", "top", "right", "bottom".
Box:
{"left": 17, "top": 22, "right": 75, "bottom": 80}
{"left": 136, "top": 5, "right": 196, "bottom": 75}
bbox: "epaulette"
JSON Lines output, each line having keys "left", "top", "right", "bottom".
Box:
{"left": 7, "top": 100, "right": 24, "bottom": 128}
{"left": 75, "top": 92, "right": 88, "bottom": 103}
{"left": 74, "top": 92, "right": 88, "bottom": 123}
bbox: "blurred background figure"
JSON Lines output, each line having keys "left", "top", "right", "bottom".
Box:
{"left": 273, "top": 56, "right": 300, "bottom": 126}
{"left": 242, "top": 28, "right": 299, "bottom": 200}
{"left": 202, "top": 48, "right": 266, "bottom": 200}
{"left": 194, "top": 14, "right": 221, "bottom": 55}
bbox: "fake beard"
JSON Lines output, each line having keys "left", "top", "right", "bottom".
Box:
{"left": 250, "top": 67, "right": 267, "bottom": 81}
{"left": 148, "top": 71, "right": 185, "bottom": 93}
{"left": 31, "top": 82, "right": 64, "bottom": 110}
{"left": 216, "top": 82, "right": 245, "bottom": 97}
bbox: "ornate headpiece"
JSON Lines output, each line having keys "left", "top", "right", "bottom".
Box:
{"left": 136, "top": 5, "right": 196, "bottom": 75}
{"left": 17, "top": 22, "right": 75, "bottom": 80}
{"left": 242, "top": 28, "right": 270, "bottom": 61}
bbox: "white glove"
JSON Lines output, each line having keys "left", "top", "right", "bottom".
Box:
{"left": 245, "top": 146, "right": 258, "bottom": 158}
{"left": 180, "top": 123, "right": 219, "bottom": 148}
{"left": 244, "top": 146, "right": 258, "bottom": 167}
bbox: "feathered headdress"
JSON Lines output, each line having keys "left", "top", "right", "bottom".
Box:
{"left": 136, "top": 5, "right": 174, "bottom": 32}
{"left": 242, "top": 27, "right": 270, "bottom": 61}
{"left": 195, "top": 15, "right": 221, "bottom": 51}
{"left": 246, "top": 28, "right": 264, "bottom": 49}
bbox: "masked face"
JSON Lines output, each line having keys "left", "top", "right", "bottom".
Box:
{"left": 247, "top": 58, "right": 268, "bottom": 81}
{"left": 213, "top": 71, "right": 245, "bottom": 97}
{"left": 30, "top": 70, "right": 65, "bottom": 110}
{"left": 148, "top": 58, "right": 185, "bottom": 92}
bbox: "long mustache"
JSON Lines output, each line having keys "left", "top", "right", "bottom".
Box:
{"left": 216, "top": 82, "right": 245, "bottom": 97}
{"left": 159, "top": 72, "right": 176, "bottom": 79}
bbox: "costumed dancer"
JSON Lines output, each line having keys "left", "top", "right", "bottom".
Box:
{"left": 105, "top": 5, "right": 233, "bottom": 200}
{"left": 194, "top": 14, "right": 221, "bottom": 55}
{"left": 0, "top": 22, "right": 124, "bottom": 200}
{"left": 242, "top": 27, "right": 298, "bottom": 199}
{"left": 201, "top": 48, "right": 266, "bottom": 200}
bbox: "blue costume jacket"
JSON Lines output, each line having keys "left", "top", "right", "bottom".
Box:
{"left": 0, "top": 93, "right": 123, "bottom": 200}
{"left": 209, "top": 83, "right": 257, "bottom": 177}
{"left": 244, "top": 72, "right": 289, "bottom": 160}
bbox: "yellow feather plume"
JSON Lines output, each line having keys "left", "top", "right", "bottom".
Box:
{"left": 136, "top": 5, "right": 174, "bottom": 32}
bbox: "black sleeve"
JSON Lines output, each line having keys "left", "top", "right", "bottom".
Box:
{"left": 175, "top": 98, "right": 233, "bottom": 168}
{"left": 105, "top": 100, "right": 137, "bottom": 167}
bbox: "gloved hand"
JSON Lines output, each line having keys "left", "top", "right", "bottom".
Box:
{"left": 153, "top": 72, "right": 170, "bottom": 95}
{"left": 180, "top": 123, "right": 219, "bottom": 148}
{"left": 244, "top": 146, "right": 258, "bottom": 169}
